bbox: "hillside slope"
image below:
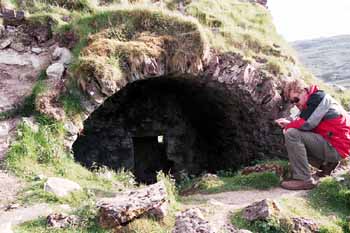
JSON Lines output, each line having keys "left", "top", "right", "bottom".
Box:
{"left": 292, "top": 35, "right": 350, "bottom": 88}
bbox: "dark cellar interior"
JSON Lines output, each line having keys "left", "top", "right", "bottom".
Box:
{"left": 73, "top": 75, "right": 282, "bottom": 184}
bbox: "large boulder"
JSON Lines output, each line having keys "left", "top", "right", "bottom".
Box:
{"left": 98, "top": 181, "right": 168, "bottom": 229}
{"left": 44, "top": 177, "right": 81, "bottom": 197}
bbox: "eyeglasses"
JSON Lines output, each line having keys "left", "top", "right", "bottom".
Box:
{"left": 290, "top": 97, "right": 300, "bottom": 104}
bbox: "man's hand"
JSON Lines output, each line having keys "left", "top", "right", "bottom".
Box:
{"left": 275, "top": 118, "right": 291, "bottom": 128}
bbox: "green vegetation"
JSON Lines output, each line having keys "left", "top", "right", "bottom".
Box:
{"left": 14, "top": 173, "right": 180, "bottom": 233}
{"left": 58, "top": 80, "right": 84, "bottom": 117}
{"left": 232, "top": 212, "right": 291, "bottom": 233}
{"left": 203, "top": 172, "right": 281, "bottom": 193}
{"left": 5, "top": 114, "right": 135, "bottom": 204}
{"left": 180, "top": 171, "right": 281, "bottom": 195}
{"left": 230, "top": 175, "right": 350, "bottom": 233}
{"left": 309, "top": 175, "right": 350, "bottom": 216}
{"left": 179, "top": 159, "right": 288, "bottom": 194}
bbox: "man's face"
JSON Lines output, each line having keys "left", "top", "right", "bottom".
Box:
{"left": 289, "top": 89, "right": 308, "bottom": 110}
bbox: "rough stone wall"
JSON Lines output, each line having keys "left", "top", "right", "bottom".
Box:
{"left": 202, "top": 52, "right": 288, "bottom": 164}
{"left": 0, "top": 21, "right": 53, "bottom": 112}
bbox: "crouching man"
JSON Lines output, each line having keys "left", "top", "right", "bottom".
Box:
{"left": 275, "top": 79, "right": 350, "bottom": 190}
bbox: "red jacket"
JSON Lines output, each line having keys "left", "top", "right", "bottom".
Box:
{"left": 285, "top": 85, "right": 350, "bottom": 158}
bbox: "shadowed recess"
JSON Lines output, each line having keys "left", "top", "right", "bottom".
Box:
{"left": 73, "top": 75, "right": 273, "bottom": 184}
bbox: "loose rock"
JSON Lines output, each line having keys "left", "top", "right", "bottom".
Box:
{"left": 291, "top": 217, "right": 319, "bottom": 233}
{"left": 47, "top": 213, "right": 81, "bottom": 228}
{"left": 241, "top": 163, "right": 285, "bottom": 178}
{"left": 44, "top": 177, "right": 81, "bottom": 197}
{"left": 52, "top": 47, "right": 72, "bottom": 66}
{"left": 98, "top": 181, "right": 168, "bottom": 229}
{"left": 172, "top": 208, "right": 214, "bottom": 233}
{"left": 46, "top": 63, "right": 65, "bottom": 80}
{"left": 242, "top": 199, "right": 280, "bottom": 221}
{"left": 0, "top": 39, "right": 12, "bottom": 49}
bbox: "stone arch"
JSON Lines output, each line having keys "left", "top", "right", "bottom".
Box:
{"left": 72, "top": 56, "right": 288, "bottom": 183}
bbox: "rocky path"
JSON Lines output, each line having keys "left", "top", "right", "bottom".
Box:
{"left": 0, "top": 118, "right": 22, "bottom": 211}
{"left": 0, "top": 24, "right": 53, "bottom": 214}
{"left": 181, "top": 188, "right": 308, "bottom": 232}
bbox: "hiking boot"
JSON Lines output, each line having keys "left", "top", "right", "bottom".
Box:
{"left": 281, "top": 179, "right": 316, "bottom": 190}
{"left": 316, "top": 162, "right": 339, "bottom": 177}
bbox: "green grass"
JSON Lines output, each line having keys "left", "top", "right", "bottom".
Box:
{"left": 309, "top": 176, "right": 350, "bottom": 216}
{"left": 230, "top": 175, "right": 350, "bottom": 233}
{"left": 231, "top": 212, "right": 290, "bottom": 233}
{"left": 231, "top": 198, "right": 344, "bottom": 233}
{"left": 179, "top": 159, "right": 288, "bottom": 194}
{"left": 180, "top": 172, "right": 280, "bottom": 195}
{"left": 58, "top": 80, "right": 84, "bottom": 117}
{"left": 14, "top": 173, "right": 180, "bottom": 233}
{"left": 184, "top": 0, "right": 296, "bottom": 74}
{"left": 15, "top": 218, "right": 109, "bottom": 233}
{"left": 5, "top": 114, "right": 135, "bottom": 204}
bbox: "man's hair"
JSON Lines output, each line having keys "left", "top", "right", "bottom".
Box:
{"left": 283, "top": 79, "right": 307, "bottom": 99}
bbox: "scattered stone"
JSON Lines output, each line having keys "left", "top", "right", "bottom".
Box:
{"left": 52, "top": 47, "right": 72, "bottom": 66}
{"left": 98, "top": 181, "right": 168, "bottom": 229}
{"left": 22, "top": 117, "right": 39, "bottom": 133}
{"left": 33, "top": 174, "right": 46, "bottom": 181}
{"left": 2, "top": 8, "right": 25, "bottom": 27}
{"left": 61, "top": 15, "right": 71, "bottom": 22}
{"left": 291, "top": 217, "right": 319, "bottom": 233}
{"left": 4, "top": 203, "right": 20, "bottom": 211}
{"left": 0, "top": 38, "right": 12, "bottom": 49}
{"left": 242, "top": 199, "right": 280, "bottom": 222}
{"left": 220, "top": 223, "right": 239, "bottom": 233}
{"left": 0, "top": 122, "right": 10, "bottom": 137}
{"left": 10, "top": 42, "right": 25, "bottom": 52}
{"left": 147, "top": 201, "right": 168, "bottom": 220}
{"left": 44, "top": 177, "right": 82, "bottom": 197}
{"left": 47, "top": 213, "right": 81, "bottom": 228}
{"left": 172, "top": 208, "right": 214, "bottom": 233}
{"left": 31, "top": 47, "right": 42, "bottom": 54}
{"left": 241, "top": 163, "right": 285, "bottom": 178}
{"left": 46, "top": 63, "right": 65, "bottom": 80}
